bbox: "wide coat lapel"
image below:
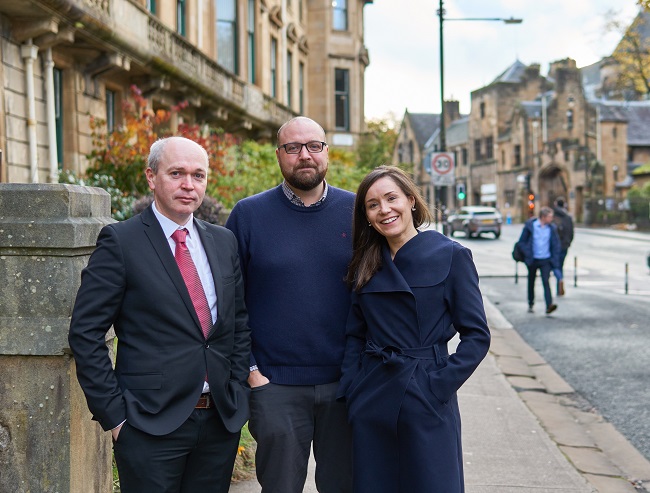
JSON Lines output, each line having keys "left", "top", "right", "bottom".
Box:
{"left": 140, "top": 206, "right": 204, "bottom": 335}
{"left": 359, "top": 243, "right": 412, "bottom": 295}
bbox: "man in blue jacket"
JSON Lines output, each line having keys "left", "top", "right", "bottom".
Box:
{"left": 517, "top": 206, "right": 561, "bottom": 314}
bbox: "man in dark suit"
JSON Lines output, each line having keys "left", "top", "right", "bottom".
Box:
{"left": 68, "top": 136, "right": 250, "bottom": 493}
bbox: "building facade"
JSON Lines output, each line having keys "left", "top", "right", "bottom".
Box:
{"left": 0, "top": 0, "right": 372, "bottom": 183}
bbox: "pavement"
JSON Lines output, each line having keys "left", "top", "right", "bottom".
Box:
{"left": 229, "top": 296, "right": 650, "bottom": 493}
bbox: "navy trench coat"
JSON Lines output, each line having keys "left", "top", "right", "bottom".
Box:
{"left": 338, "top": 230, "right": 491, "bottom": 493}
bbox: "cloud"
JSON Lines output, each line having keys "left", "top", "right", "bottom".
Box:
{"left": 363, "top": 0, "right": 639, "bottom": 119}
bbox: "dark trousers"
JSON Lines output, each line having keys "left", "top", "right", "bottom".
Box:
{"left": 249, "top": 382, "right": 353, "bottom": 493}
{"left": 557, "top": 249, "right": 568, "bottom": 290}
{"left": 527, "top": 258, "right": 553, "bottom": 308}
{"left": 113, "top": 408, "right": 240, "bottom": 493}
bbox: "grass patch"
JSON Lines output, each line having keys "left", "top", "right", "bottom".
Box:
{"left": 232, "top": 422, "right": 257, "bottom": 482}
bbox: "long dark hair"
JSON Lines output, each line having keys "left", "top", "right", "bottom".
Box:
{"left": 346, "top": 166, "right": 432, "bottom": 291}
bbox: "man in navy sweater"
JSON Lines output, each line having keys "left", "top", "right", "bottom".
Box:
{"left": 225, "top": 117, "right": 354, "bottom": 493}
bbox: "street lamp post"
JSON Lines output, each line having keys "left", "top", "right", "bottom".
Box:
{"left": 437, "top": 0, "right": 522, "bottom": 154}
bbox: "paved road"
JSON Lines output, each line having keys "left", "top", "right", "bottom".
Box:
{"left": 447, "top": 223, "right": 650, "bottom": 462}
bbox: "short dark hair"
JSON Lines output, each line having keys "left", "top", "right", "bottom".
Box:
{"left": 555, "top": 197, "right": 565, "bottom": 208}
{"left": 539, "top": 206, "right": 553, "bottom": 219}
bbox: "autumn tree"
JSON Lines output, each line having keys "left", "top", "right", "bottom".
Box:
{"left": 607, "top": 7, "right": 650, "bottom": 99}
{"left": 355, "top": 116, "right": 399, "bottom": 172}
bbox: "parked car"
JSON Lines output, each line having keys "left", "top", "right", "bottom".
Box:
{"left": 444, "top": 206, "right": 502, "bottom": 239}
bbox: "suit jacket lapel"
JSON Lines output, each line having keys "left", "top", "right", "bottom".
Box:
{"left": 141, "top": 206, "right": 203, "bottom": 334}
{"left": 194, "top": 219, "right": 223, "bottom": 339}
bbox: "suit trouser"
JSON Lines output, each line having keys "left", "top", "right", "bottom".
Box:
{"left": 249, "top": 382, "right": 353, "bottom": 493}
{"left": 113, "top": 407, "right": 240, "bottom": 493}
{"left": 527, "top": 258, "right": 553, "bottom": 308}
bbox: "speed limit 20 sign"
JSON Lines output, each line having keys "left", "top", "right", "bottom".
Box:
{"left": 429, "top": 152, "right": 455, "bottom": 185}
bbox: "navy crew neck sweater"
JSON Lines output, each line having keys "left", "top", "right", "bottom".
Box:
{"left": 225, "top": 184, "right": 355, "bottom": 385}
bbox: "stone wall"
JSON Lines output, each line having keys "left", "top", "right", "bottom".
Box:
{"left": 0, "top": 183, "right": 114, "bottom": 493}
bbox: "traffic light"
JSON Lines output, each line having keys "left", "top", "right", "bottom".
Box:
{"left": 456, "top": 183, "right": 466, "bottom": 201}
{"left": 527, "top": 192, "right": 535, "bottom": 213}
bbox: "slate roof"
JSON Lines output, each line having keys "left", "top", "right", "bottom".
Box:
{"left": 594, "top": 101, "right": 650, "bottom": 146}
{"left": 446, "top": 116, "right": 469, "bottom": 147}
{"left": 407, "top": 112, "right": 441, "bottom": 148}
{"left": 580, "top": 60, "right": 603, "bottom": 100}
{"left": 491, "top": 60, "right": 528, "bottom": 84}
{"left": 423, "top": 116, "right": 469, "bottom": 150}
{"left": 597, "top": 102, "right": 629, "bottom": 123}
{"left": 621, "top": 102, "right": 650, "bottom": 146}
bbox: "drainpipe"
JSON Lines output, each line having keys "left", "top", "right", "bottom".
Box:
{"left": 44, "top": 47, "right": 59, "bottom": 183}
{"left": 21, "top": 40, "right": 39, "bottom": 183}
{"left": 541, "top": 94, "right": 548, "bottom": 143}
{"left": 596, "top": 104, "right": 601, "bottom": 163}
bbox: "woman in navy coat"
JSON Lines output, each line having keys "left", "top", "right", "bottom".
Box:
{"left": 338, "top": 166, "right": 491, "bottom": 493}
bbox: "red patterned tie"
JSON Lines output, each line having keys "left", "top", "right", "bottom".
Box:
{"left": 171, "top": 229, "right": 212, "bottom": 339}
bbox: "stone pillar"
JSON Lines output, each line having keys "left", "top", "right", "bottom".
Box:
{"left": 0, "top": 184, "right": 115, "bottom": 493}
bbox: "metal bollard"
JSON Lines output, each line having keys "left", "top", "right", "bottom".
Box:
{"left": 514, "top": 261, "right": 519, "bottom": 284}
{"left": 574, "top": 256, "right": 578, "bottom": 287}
{"left": 625, "top": 262, "right": 629, "bottom": 295}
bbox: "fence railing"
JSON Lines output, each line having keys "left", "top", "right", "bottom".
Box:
{"left": 584, "top": 196, "right": 650, "bottom": 230}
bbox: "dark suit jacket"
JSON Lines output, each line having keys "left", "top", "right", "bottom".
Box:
{"left": 68, "top": 205, "right": 251, "bottom": 435}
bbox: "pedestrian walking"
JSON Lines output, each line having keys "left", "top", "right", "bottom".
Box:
{"left": 517, "top": 206, "right": 562, "bottom": 314}
{"left": 552, "top": 197, "right": 574, "bottom": 296}
{"left": 68, "top": 137, "right": 251, "bottom": 493}
{"left": 225, "top": 117, "right": 354, "bottom": 493}
{"left": 338, "top": 165, "right": 491, "bottom": 493}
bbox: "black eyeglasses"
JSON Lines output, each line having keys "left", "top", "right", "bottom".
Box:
{"left": 277, "top": 141, "right": 328, "bottom": 154}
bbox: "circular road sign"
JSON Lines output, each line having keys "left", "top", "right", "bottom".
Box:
{"left": 431, "top": 153, "right": 453, "bottom": 175}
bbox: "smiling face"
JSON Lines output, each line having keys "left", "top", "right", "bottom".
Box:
{"left": 276, "top": 118, "right": 328, "bottom": 192}
{"left": 364, "top": 176, "right": 418, "bottom": 253}
{"left": 145, "top": 138, "right": 208, "bottom": 225}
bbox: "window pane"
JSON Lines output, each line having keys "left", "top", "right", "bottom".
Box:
{"left": 177, "top": 0, "right": 186, "bottom": 36}
{"left": 247, "top": 0, "right": 255, "bottom": 83}
{"left": 106, "top": 90, "right": 115, "bottom": 133}
{"left": 217, "top": 0, "right": 236, "bottom": 20}
{"left": 218, "top": 23, "right": 236, "bottom": 72}
{"left": 217, "top": 0, "right": 237, "bottom": 73}
{"left": 287, "top": 51, "right": 292, "bottom": 107}
{"left": 53, "top": 68, "right": 63, "bottom": 168}
{"left": 334, "top": 68, "right": 349, "bottom": 130}
{"left": 335, "top": 68, "right": 348, "bottom": 92}
{"left": 271, "top": 37, "right": 277, "bottom": 98}
{"left": 333, "top": 10, "right": 347, "bottom": 30}
{"left": 332, "top": 0, "right": 347, "bottom": 30}
{"left": 299, "top": 62, "right": 304, "bottom": 114}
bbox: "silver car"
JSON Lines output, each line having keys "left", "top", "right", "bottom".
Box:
{"left": 444, "top": 206, "right": 502, "bottom": 239}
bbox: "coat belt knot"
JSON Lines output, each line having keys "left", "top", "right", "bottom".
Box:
{"left": 364, "top": 340, "right": 448, "bottom": 366}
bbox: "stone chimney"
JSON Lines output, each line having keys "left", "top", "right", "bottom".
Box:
{"left": 443, "top": 100, "right": 460, "bottom": 128}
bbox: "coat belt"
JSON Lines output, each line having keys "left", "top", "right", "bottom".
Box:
{"left": 364, "top": 340, "right": 448, "bottom": 366}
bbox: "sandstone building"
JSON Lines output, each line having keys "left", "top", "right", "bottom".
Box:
{"left": 394, "top": 9, "right": 650, "bottom": 224}
{"left": 0, "top": 0, "right": 372, "bottom": 183}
